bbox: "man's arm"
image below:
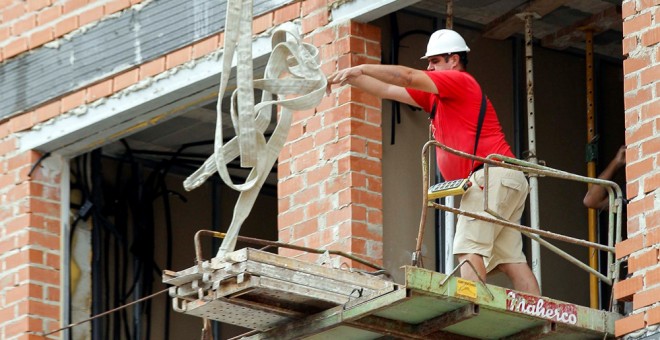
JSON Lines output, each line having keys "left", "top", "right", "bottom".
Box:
{"left": 583, "top": 146, "right": 626, "bottom": 210}
{"left": 326, "top": 64, "right": 437, "bottom": 107}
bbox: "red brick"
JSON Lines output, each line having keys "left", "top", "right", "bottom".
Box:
{"left": 278, "top": 206, "right": 305, "bottom": 229}
{"left": 63, "top": 0, "right": 88, "bottom": 14}
{"left": 3, "top": 37, "right": 28, "bottom": 60}
{"left": 274, "top": 3, "right": 300, "bottom": 25}
{"left": 342, "top": 21, "right": 381, "bottom": 42}
{"left": 641, "top": 99, "right": 660, "bottom": 121}
{"left": 627, "top": 158, "right": 654, "bottom": 185}
{"left": 105, "top": 0, "right": 131, "bottom": 14}
{"left": 616, "top": 234, "right": 644, "bottom": 259}
{"left": 0, "top": 25, "right": 9, "bottom": 41}
{"left": 640, "top": 64, "right": 660, "bottom": 86}
{"left": 301, "top": 0, "right": 326, "bottom": 16}
{"left": 0, "top": 139, "right": 16, "bottom": 155}
{"left": 279, "top": 176, "right": 303, "bottom": 196}
{"left": 646, "top": 212, "right": 660, "bottom": 233}
{"left": 624, "top": 55, "right": 651, "bottom": 75}
{"left": 625, "top": 86, "right": 653, "bottom": 110}
{"left": 622, "top": 0, "right": 636, "bottom": 18}
{"left": 622, "top": 35, "right": 637, "bottom": 56}
{"left": 311, "top": 27, "right": 336, "bottom": 47}
{"left": 623, "top": 12, "right": 652, "bottom": 36}
{"left": 626, "top": 120, "right": 653, "bottom": 145}
{"left": 353, "top": 188, "right": 381, "bottom": 207}
{"left": 649, "top": 305, "right": 660, "bottom": 327}
{"left": 18, "top": 300, "right": 59, "bottom": 319}
{"left": 5, "top": 284, "right": 43, "bottom": 306}
{"left": 192, "top": 34, "right": 218, "bottom": 59}
{"left": 113, "top": 68, "right": 138, "bottom": 92}
{"left": 625, "top": 108, "right": 640, "bottom": 128}
{"left": 54, "top": 15, "right": 78, "bottom": 38}
{"left": 46, "top": 253, "right": 60, "bottom": 270}
{"left": 633, "top": 285, "right": 660, "bottom": 309}
{"left": 32, "top": 101, "right": 60, "bottom": 123}
{"left": 627, "top": 192, "right": 655, "bottom": 218}
{"left": 615, "top": 312, "right": 645, "bottom": 337}
{"left": 292, "top": 184, "right": 320, "bottom": 206}
{"left": 29, "top": 27, "right": 53, "bottom": 49}
{"left": 27, "top": 0, "right": 50, "bottom": 12}
{"left": 87, "top": 79, "right": 112, "bottom": 101}
{"left": 638, "top": 0, "right": 659, "bottom": 11}
{"left": 628, "top": 248, "right": 658, "bottom": 273}
{"left": 2, "top": 3, "right": 26, "bottom": 22}
{"left": 37, "top": 5, "right": 62, "bottom": 25}
{"left": 307, "top": 198, "right": 334, "bottom": 221}
{"left": 648, "top": 264, "right": 660, "bottom": 287}
{"left": 5, "top": 316, "right": 45, "bottom": 337}
{"left": 293, "top": 149, "right": 320, "bottom": 171}
{"left": 301, "top": 9, "right": 328, "bottom": 35}
{"left": 613, "top": 276, "right": 643, "bottom": 301}
{"left": 78, "top": 5, "right": 104, "bottom": 26}
{"left": 47, "top": 286, "right": 60, "bottom": 301}
{"left": 139, "top": 57, "right": 165, "bottom": 79}
{"left": 641, "top": 26, "right": 660, "bottom": 47}
{"left": 12, "top": 14, "right": 36, "bottom": 36}
{"left": 61, "top": 89, "right": 86, "bottom": 112}
{"left": 8, "top": 112, "right": 34, "bottom": 133}
{"left": 626, "top": 180, "right": 639, "bottom": 200}
{"left": 252, "top": 13, "right": 272, "bottom": 34}
{"left": 165, "top": 46, "right": 191, "bottom": 69}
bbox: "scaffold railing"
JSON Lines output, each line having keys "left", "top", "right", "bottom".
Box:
{"left": 413, "top": 140, "right": 624, "bottom": 312}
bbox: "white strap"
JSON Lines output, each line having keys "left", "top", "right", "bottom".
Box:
{"left": 183, "top": 1, "right": 326, "bottom": 259}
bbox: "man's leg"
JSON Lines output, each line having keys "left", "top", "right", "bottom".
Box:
{"left": 457, "top": 253, "right": 487, "bottom": 282}
{"left": 498, "top": 262, "right": 540, "bottom": 295}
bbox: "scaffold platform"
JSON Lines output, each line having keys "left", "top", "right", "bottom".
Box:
{"left": 163, "top": 248, "right": 619, "bottom": 339}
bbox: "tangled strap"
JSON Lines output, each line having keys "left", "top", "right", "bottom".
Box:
{"left": 183, "top": 0, "right": 326, "bottom": 259}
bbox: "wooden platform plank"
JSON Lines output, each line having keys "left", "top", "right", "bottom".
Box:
{"left": 225, "top": 248, "right": 393, "bottom": 290}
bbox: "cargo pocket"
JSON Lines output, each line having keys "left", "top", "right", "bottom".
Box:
{"left": 457, "top": 216, "right": 494, "bottom": 247}
{"left": 496, "top": 178, "right": 524, "bottom": 220}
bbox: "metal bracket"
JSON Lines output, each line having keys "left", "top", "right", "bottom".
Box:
{"left": 439, "top": 259, "right": 495, "bottom": 301}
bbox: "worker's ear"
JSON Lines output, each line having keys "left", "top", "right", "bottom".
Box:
{"left": 449, "top": 54, "right": 460, "bottom": 68}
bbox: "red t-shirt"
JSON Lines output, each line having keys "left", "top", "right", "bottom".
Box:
{"left": 406, "top": 70, "right": 514, "bottom": 180}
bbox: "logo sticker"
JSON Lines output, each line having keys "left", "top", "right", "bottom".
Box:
{"left": 506, "top": 290, "right": 578, "bottom": 325}
{"left": 456, "top": 278, "right": 477, "bottom": 299}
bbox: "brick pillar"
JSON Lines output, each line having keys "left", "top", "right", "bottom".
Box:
{"left": 0, "top": 127, "right": 62, "bottom": 339}
{"left": 614, "top": 1, "right": 660, "bottom": 337}
{"left": 278, "top": 18, "right": 383, "bottom": 270}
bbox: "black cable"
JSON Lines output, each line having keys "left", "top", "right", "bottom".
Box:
{"left": 27, "top": 151, "right": 51, "bottom": 178}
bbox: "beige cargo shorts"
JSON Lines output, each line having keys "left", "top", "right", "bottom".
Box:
{"left": 453, "top": 166, "right": 529, "bottom": 272}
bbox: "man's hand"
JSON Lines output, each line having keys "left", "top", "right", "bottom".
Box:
{"left": 613, "top": 146, "right": 626, "bottom": 167}
{"left": 326, "top": 66, "right": 363, "bottom": 95}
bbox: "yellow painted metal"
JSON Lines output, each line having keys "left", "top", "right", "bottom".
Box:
{"left": 585, "top": 29, "right": 599, "bottom": 310}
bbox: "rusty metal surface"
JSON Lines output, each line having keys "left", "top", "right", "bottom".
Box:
{"left": 417, "top": 141, "right": 623, "bottom": 291}
{"left": 164, "top": 247, "right": 396, "bottom": 332}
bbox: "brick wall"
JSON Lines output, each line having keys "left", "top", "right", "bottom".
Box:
{"left": 277, "top": 3, "right": 384, "bottom": 270}
{"left": 615, "top": 0, "right": 660, "bottom": 337}
{"left": 0, "top": 0, "right": 143, "bottom": 62}
{"left": 0, "top": 0, "right": 317, "bottom": 338}
{"left": 0, "top": 149, "right": 62, "bottom": 339}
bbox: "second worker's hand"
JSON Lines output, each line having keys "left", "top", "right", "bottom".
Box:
{"left": 326, "top": 66, "right": 363, "bottom": 95}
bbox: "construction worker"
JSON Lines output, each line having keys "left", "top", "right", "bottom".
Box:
{"left": 326, "top": 29, "right": 540, "bottom": 295}
{"left": 583, "top": 146, "right": 626, "bottom": 210}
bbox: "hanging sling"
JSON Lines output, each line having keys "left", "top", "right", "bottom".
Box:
{"left": 428, "top": 92, "right": 487, "bottom": 199}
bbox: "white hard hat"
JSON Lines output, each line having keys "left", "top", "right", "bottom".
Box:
{"left": 421, "top": 29, "right": 470, "bottom": 59}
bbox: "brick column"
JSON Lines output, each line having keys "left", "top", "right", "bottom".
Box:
{"left": 278, "top": 17, "right": 383, "bottom": 270}
{"left": 0, "top": 130, "right": 62, "bottom": 339}
{"left": 614, "top": 1, "right": 660, "bottom": 337}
